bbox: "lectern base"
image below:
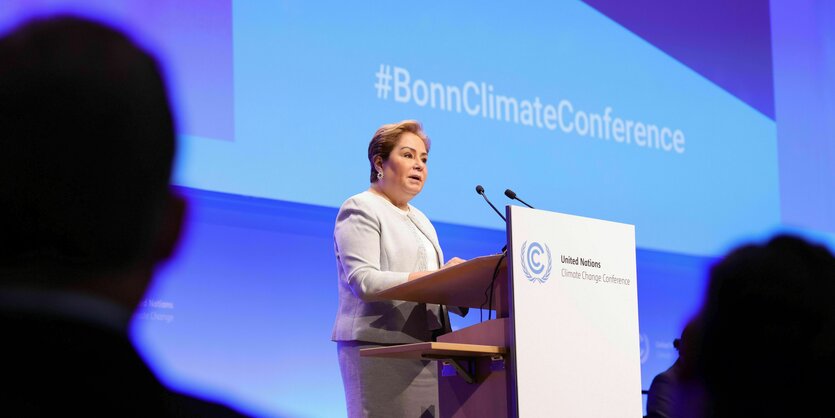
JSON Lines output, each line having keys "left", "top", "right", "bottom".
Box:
{"left": 437, "top": 319, "right": 513, "bottom": 418}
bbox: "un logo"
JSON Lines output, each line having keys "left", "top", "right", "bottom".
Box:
{"left": 521, "top": 241, "right": 552, "bottom": 283}
{"left": 639, "top": 333, "right": 650, "bottom": 364}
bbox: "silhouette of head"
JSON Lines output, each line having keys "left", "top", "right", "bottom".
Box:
{"left": 0, "top": 16, "right": 179, "bottom": 285}
{"left": 699, "top": 235, "right": 835, "bottom": 416}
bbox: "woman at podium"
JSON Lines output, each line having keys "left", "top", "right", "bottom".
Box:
{"left": 332, "top": 120, "right": 466, "bottom": 417}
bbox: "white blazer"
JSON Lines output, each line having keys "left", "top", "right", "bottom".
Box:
{"left": 331, "top": 191, "right": 450, "bottom": 344}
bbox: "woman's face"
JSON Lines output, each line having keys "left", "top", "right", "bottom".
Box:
{"left": 377, "top": 132, "right": 428, "bottom": 205}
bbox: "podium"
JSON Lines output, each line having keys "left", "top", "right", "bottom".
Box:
{"left": 361, "top": 206, "right": 641, "bottom": 417}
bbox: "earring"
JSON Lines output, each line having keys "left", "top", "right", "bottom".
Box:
{"left": 377, "top": 171, "right": 384, "bottom": 180}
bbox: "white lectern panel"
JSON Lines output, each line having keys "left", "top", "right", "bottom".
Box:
{"left": 508, "top": 206, "right": 641, "bottom": 417}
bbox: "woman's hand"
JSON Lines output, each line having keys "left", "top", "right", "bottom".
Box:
{"left": 442, "top": 257, "right": 466, "bottom": 269}
{"left": 407, "top": 257, "right": 467, "bottom": 281}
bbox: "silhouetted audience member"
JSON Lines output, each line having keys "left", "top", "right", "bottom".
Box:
{"left": 698, "top": 235, "right": 835, "bottom": 417}
{"left": 0, "top": 16, "right": 245, "bottom": 416}
{"left": 646, "top": 317, "right": 704, "bottom": 418}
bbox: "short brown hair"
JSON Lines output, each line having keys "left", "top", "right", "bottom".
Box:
{"left": 367, "top": 120, "right": 430, "bottom": 183}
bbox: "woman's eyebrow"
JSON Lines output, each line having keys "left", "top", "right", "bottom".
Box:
{"left": 399, "top": 146, "right": 428, "bottom": 157}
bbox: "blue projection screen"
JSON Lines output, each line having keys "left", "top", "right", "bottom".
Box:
{"left": 2, "top": 1, "right": 834, "bottom": 417}
{"left": 180, "top": 1, "right": 779, "bottom": 257}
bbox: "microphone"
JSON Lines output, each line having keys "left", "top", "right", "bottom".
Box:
{"left": 504, "top": 188, "right": 535, "bottom": 209}
{"left": 475, "top": 185, "right": 506, "bottom": 222}
{"left": 474, "top": 187, "right": 509, "bottom": 320}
